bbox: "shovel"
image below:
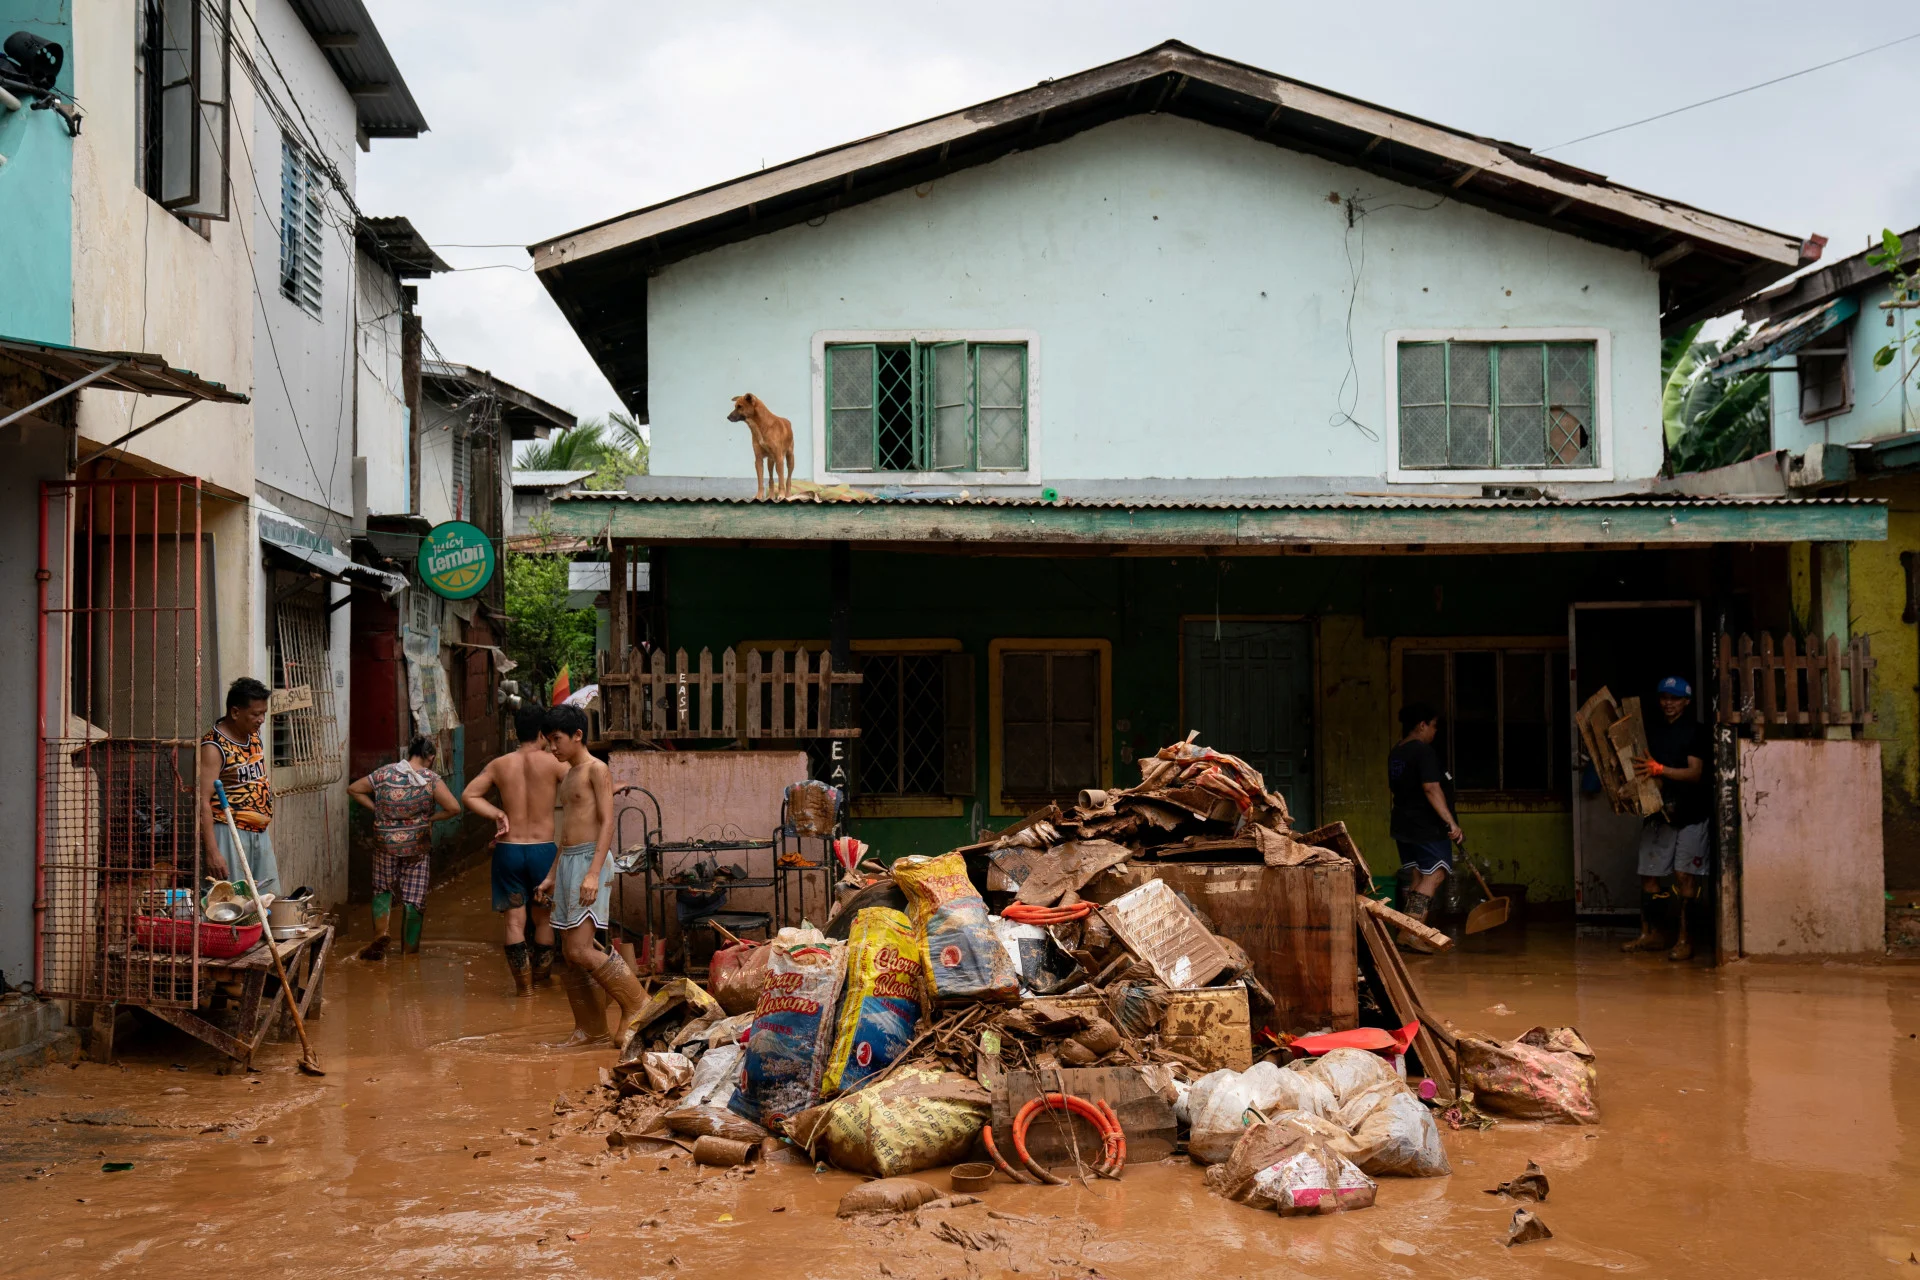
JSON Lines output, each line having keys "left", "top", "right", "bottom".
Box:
{"left": 1456, "top": 839, "right": 1513, "bottom": 935}
{"left": 215, "top": 782, "right": 326, "bottom": 1076}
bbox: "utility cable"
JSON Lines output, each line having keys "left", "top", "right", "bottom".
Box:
{"left": 1540, "top": 30, "right": 1920, "bottom": 152}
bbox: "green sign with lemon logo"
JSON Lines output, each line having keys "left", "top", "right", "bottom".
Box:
{"left": 418, "top": 521, "right": 495, "bottom": 600}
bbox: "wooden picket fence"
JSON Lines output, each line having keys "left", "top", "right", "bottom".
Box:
{"left": 1716, "top": 632, "right": 1875, "bottom": 729}
{"left": 596, "top": 646, "right": 862, "bottom": 741}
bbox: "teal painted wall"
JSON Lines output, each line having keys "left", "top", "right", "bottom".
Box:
{"left": 0, "top": 1, "right": 74, "bottom": 344}
{"left": 658, "top": 544, "right": 1758, "bottom": 902}
{"left": 646, "top": 113, "right": 1664, "bottom": 487}
{"left": 1769, "top": 276, "right": 1918, "bottom": 449}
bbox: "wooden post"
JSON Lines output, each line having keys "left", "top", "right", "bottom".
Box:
{"left": 649, "top": 647, "right": 667, "bottom": 738}
{"left": 1714, "top": 721, "right": 1741, "bottom": 962}
{"left": 772, "top": 648, "right": 788, "bottom": 737}
{"left": 747, "top": 649, "right": 763, "bottom": 739}
{"left": 1783, "top": 633, "right": 1802, "bottom": 725}
{"left": 722, "top": 647, "right": 737, "bottom": 740}
{"left": 608, "top": 542, "right": 630, "bottom": 666}
{"left": 697, "top": 647, "right": 714, "bottom": 734}
{"left": 829, "top": 542, "right": 851, "bottom": 732}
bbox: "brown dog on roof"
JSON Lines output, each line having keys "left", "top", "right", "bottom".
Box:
{"left": 726, "top": 393, "right": 794, "bottom": 501}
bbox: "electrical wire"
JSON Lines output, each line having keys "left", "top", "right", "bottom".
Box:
{"left": 1539, "top": 30, "right": 1920, "bottom": 153}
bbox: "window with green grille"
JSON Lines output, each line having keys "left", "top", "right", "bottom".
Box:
{"left": 1398, "top": 340, "right": 1596, "bottom": 469}
{"left": 827, "top": 341, "right": 1028, "bottom": 472}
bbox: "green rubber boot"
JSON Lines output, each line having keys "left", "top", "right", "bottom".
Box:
{"left": 402, "top": 904, "right": 424, "bottom": 954}
{"left": 359, "top": 891, "right": 395, "bottom": 961}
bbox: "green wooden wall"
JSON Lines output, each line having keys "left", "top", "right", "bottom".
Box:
{"left": 655, "top": 543, "right": 1765, "bottom": 903}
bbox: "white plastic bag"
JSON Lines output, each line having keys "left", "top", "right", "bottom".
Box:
{"left": 1305, "top": 1047, "right": 1402, "bottom": 1106}
{"left": 1328, "top": 1080, "right": 1451, "bottom": 1177}
{"left": 1189, "top": 1062, "right": 1337, "bottom": 1165}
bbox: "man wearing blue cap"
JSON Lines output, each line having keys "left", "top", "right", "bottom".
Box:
{"left": 1622, "top": 676, "right": 1712, "bottom": 960}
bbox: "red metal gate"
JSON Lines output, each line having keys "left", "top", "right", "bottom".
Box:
{"left": 36, "top": 478, "right": 205, "bottom": 1006}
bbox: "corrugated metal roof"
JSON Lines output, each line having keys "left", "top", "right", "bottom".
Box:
{"left": 553, "top": 488, "right": 1873, "bottom": 511}
{"left": 513, "top": 469, "right": 595, "bottom": 489}
{"left": 286, "top": 0, "right": 428, "bottom": 139}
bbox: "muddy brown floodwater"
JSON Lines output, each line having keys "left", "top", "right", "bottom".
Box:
{"left": 4, "top": 859, "right": 1920, "bottom": 1279}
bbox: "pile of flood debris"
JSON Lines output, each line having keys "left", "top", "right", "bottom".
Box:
{"left": 564, "top": 736, "right": 1598, "bottom": 1220}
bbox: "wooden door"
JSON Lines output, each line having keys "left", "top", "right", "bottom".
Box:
{"left": 1183, "top": 620, "right": 1313, "bottom": 826}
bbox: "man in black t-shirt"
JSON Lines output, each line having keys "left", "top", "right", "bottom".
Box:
{"left": 1387, "top": 701, "right": 1463, "bottom": 953}
{"left": 1623, "top": 676, "right": 1712, "bottom": 962}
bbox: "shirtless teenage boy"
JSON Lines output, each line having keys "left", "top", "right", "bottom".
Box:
{"left": 537, "top": 704, "right": 645, "bottom": 1046}
{"left": 462, "top": 704, "right": 569, "bottom": 995}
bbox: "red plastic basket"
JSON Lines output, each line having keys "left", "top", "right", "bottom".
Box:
{"left": 134, "top": 916, "right": 263, "bottom": 959}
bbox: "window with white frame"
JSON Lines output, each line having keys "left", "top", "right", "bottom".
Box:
{"left": 1797, "top": 322, "right": 1852, "bottom": 421}
{"left": 826, "top": 340, "right": 1028, "bottom": 473}
{"left": 134, "top": 0, "right": 232, "bottom": 220}
{"left": 279, "top": 132, "right": 324, "bottom": 317}
{"left": 1396, "top": 338, "right": 1599, "bottom": 471}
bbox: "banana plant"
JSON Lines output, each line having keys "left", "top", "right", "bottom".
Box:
{"left": 1661, "top": 322, "right": 1773, "bottom": 475}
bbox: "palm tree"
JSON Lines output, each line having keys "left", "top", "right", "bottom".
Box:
{"left": 1662, "top": 322, "right": 1772, "bottom": 475}
{"left": 516, "top": 420, "right": 610, "bottom": 472}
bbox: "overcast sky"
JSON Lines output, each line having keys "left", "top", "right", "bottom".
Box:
{"left": 356, "top": 0, "right": 1920, "bottom": 430}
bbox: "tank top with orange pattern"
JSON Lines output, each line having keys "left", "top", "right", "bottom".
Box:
{"left": 203, "top": 725, "right": 272, "bottom": 832}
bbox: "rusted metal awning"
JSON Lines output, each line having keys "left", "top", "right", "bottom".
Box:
{"left": 0, "top": 334, "right": 248, "bottom": 439}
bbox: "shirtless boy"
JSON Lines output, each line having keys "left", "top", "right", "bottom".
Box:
{"left": 537, "top": 703, "right": 645, "bottom": 1046}
{"left": 462, "top": 704, "right": 568, "bottom": 995}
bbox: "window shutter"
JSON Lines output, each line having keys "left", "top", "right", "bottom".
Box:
{"left": 171, "top": 0, "right": 231, "bottom": 220}
{"left": 943, "top": 651, "right": 974, "bottom": 795}
{"left": 926, "top": 341, "right": 972, "bottom": 471}
{"left": 157, "top": 0, "right": 199, "bottom": 208}
{"left": 974, "top": 344, "right": 1028, "bottom": 470}
{"left": 828, "top": 344, "right": 877, "bottom": 471}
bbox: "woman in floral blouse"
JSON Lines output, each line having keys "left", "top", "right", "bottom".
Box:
{"left": 349, "top": 735, "right": 461, "bottom": 959}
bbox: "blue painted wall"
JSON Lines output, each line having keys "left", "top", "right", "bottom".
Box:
{"left": 0, "top": 1, "right": 74, "bottom": 344}
{"left": 1768, "top": 275, "right": 1919, "bottom": 451}
{"left": 646, "top": 113, "right": 1664, "bottom": 487}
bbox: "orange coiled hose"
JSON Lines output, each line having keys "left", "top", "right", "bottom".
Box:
{"left": 1000, "top": 901, "right": 1097, "bottom": 925}
{"left": 1002, "top": 1092, "right": 1125, "bottom": 1183}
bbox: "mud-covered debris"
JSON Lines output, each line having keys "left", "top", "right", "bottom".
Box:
{"left": 930, "top": 1220, "right": 1008, "bottom": 1252}
{"left": 1485, "top": 1160, "right": 1548, "bottom": 1201}
{"left": 838, "top": 1176, "right": 944, "bottom": 1217}
{"left": 1506, "top": 1208, "right": 1553, "bottom": 1246}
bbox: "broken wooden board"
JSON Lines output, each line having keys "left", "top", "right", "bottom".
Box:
{"left": 1300, "top": 820, "right": 1457, "bottom": 1102}
{"left": 1612, "top": 696, "right": 1666, "bottom": 817}
{"left": 1046, "top": 984, "right": 1254, "bottom": 1072}
{"left": 990, "top": 1067, "right": 1176, "bottom": 1168}
{"left": 1099, "top": 878, "right": 1234, "bottom": 990}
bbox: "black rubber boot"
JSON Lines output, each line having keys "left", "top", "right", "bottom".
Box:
{"left": 505, "top": 942, "right": 533, "bottom": 996}
{"left": 529, "top": 942, "right": 556, "bottom": 987}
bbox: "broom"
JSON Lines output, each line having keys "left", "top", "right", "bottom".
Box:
{"left": 215, "top": 782, "right": 325, "bottom": 1076}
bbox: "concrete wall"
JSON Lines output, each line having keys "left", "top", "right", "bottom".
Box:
{"left": 1846, "top": 480, "right": 1920, "bottom": 886}
{"left": 355, "top": 248, "right": 410, "bottom": 516}
{"left": 68, "top": 0, "right": 256, "bottom": 500}
{"left": 647, "top": 113, "right": 1663, "bottom": 487}
{"left": 1769, "top": 276, "right": 1919, "bottom": 451}
{"left": 418, "top": 388, "right": 460, "bottom": 526}
{"left": 1740, "top": 738, "right": 1884, "bottom": 955}
{"left": 0, "top": 409, "right": 70, "bottom": 985}
{"left": 248, "top": 0, "right": 357, "bottom": 544}
{"left": 0, "top": 1, "right": 75, "bottom": 344}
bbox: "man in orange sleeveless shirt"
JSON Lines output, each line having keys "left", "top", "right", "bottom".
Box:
{"left": 196, "top": 677, "right": 280, "bottom": 896}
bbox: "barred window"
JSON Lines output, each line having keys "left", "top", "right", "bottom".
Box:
{"left": 279, "top": 132, "right": 324, "bottom": 318}
{"left": 1401, "top": 646, "right": 1569, "bottom": 796}
{"left": 828, "top": 341, "right": 1027, "bottom": 473}
{"left": 855, "top": 652, "right": 947, "bottom": 796}
{"left": 1398, "top": 340, "right": 1595, "bottom": 469}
